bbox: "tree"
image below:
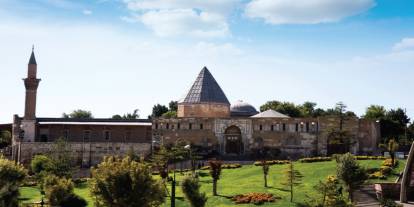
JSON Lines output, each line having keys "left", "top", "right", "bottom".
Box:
{"left": 31, "top": 154, "right": 55, "bottom": 179}
{"left": 208, "top": 160, "right": 222, "bottom": 196}
{"left": 282, "top": 162, "right": 303, "bottom": 202}
{"left": 300, "top": 102, "right": 317, "bottom": 117}
{"left": 62, "top": 109, "right": 93, "bottom": 119}
{"left": 261, "top": 160, "right": 270, "bottom": 187}
{"left": 151, "top": 104, "right": 169, "bottom": 118}
{"left": 162, "top": 111, "right": 177, "bottom": 118}
{"left": 151, "top": 146, "right": 171, "bottom": 196}
{"left": 112, "top": 109, "right": 140, "bottom": 119}
{"left": 43, "top": 174, "right": 87, "bottom": 207}
{"left": 90, "top": 156, "right": 164, "bottom": 207}
{"left": 336, "top": 153, "right": 368, "bottom": 201}
{"left": 364, "top": 105, "right": 386, "bottom": 120}
{"left": 0, "top": 130, "right": 12, "bottom": 148}
{"left": 313, "top": 175, "right": 350, "bottom": 207}
{"left": 181, "top": 177, "right": 207, "bottom": 207}
{"left": 379, "top": 139, "right": 399, "bottom": 166}
{"left": 0, "top": 155, "right": 27, "bottom": 207}
{"left": 260, "top": 100, "right": 302, "bottom": 117}
{"left": 169, "top": 101, "right": 178, "bottom": 112}
{"left": 49, "top": 138, "right": 74, "bottom": 178}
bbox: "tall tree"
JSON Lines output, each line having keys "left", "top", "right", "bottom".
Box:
{"left": 260, "top": 100, "right": 302, "bottom": 117}
{"left": 151, "top": 104, "right": 169, "bottom": 118}
{"left": 336, "top": 153, "right": 368, "bottom": 201}
{"left": 0, "top": 130, "right": 12, "bottom": 148}
{"left": 169, "top": 101, "right": 178, "bottom": 112}
{"left": 363, "top": 105, "right": 386, "bottom": 120}
{"left": 300, "top": 102, "right": 317, "bottom": 117}
{"left": 261, "top": 160, "right": 270, "bottom": 187}
{"left": 208, "top": 160, "right": 222, "bottom": 196}
{"left": 62, "top": 109, "right": 93, "bottom": 119}
{"left": 282, "top": 162, "right": 303, "bottom": 202}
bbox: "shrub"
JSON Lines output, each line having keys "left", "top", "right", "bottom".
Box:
{"left": 336, "top": 153, "right": 368, "bottom": 201}
{"left": 181, "top": 177, "right": 207, "bottom": 207}
{"left": 90, "top": 156, "right": 164, "bottom": 207}
{"left": 231, "top": 193, "right": 279, "bottom": 205}
{"left": 0, "top": 155, "right": 27, "bottom": 207}
{"left": 299, "top": 157, "right": 332, "bottom": 163}
{"left": 43, "top": 175, "right": 76, "bottom": 206}
{"left": 354, "top": 156, "right": 386, "bottom": 160}
{"left": 201, "top": 163, "right": 242, "bottom": 170}
{"left": 368, "top": 171, "right": 386, "bottom": 180}
{"left": 31, "top": 154, "right": 55, "bottom": 175}
{"left": 60, "top": 194, "right": 87, "bottom": 207}
{"left": 380, "top": 166, "right": 392, "bottom": 175}
{"left": 382, "top": 159, "right": 398, "bottom": 168}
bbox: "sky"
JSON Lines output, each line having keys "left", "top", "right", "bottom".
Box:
{"left": 1, "top": 0, "right": 414, "bottom": 123}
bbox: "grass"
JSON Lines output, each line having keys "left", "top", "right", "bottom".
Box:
{"left": 19, "top": 159, "right": 406, "bottom": 207}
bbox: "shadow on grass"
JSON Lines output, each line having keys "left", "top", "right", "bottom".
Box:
{"left": 198, "top": 171, "right": 209, "bottom": 177}
{"left": 199, "top": 180, "right": 212, "bottom": 184}
{"left": 275, "top": 187, "right": 290, "bottom": 192}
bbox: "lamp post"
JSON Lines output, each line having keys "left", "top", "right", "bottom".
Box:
{"left": 184, "top": 144, "right": 194, "bottom": 176}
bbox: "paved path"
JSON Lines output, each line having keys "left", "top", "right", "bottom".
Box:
{"left": 353, "top": 185, "right": 380, "bottom": 207}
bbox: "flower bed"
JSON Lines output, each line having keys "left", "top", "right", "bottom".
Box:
{"left": 231, "top": 193, "right": 279, "bottom": 205}
{"left": 253, "top": 160, "right": 290, "bottom": 166}
{"left": 299, "top": 157, "right": 332, "bottom": 163}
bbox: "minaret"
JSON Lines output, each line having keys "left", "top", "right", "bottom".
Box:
{"left": 23, "top": 46, "right": 41, "bottom": 120}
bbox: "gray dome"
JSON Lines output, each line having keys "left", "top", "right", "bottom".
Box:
{"left": 230, "top": 100, "right": 258, "bottom": 117}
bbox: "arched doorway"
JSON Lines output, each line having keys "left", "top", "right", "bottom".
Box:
{"left": 225, "top": 126, "right": 243, "bottom": 155}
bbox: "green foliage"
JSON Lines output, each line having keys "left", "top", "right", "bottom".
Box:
{"left": 112, "top": 109, "right": 140, "bottom": 119}
{"left": 162, "top": 110, "right": 177, "bottom": 118}
{"left": 0, "top": 130, "right": 12, "bottom": 148}
{"left": 254, "top": 160, "right": 290, "bottom": 166}
{"left": 169, "top": 101, "right": 178, "bottom": 112}
{"left": 336, "top": 153, "right": 368, "bottom": 201}
{"left": 50, "top": 138, "right": 74, "bottom": 178}
{"left": 0, "top": 155, "right": 27, "bottom": 207}
{"left": 260, "top": 100, "right": 302, "bottom": 117}
{"left": 151, "top": 104, "right": 169, "bottom": 118}
{"left": 181, "top": 177, "right": 207, "bottom": 207}
{"left": 90, "top": 156, "right": 164, "bottom": 207}
{"left": 62, "top": 109, "right": 93, "bottom": 118}
{"left": 311, "top": 175, "right": 351, "bottom": 207}
{"left": 31, "top": 155, "right": 54, "bottom": 175}
{"left": 282, "top": 162, "right": 303, "bottom": 202}
{"left": 299, "top": 157, "right": 332, "bottom": 163}
{"left": 208, "top": 160, "right": 222, "bottom": 196}
{"left": 60, "top": 194, "right": 88, "bottom": 207}
{"left": 364, "top": 105, "right": 386, "bottom": 120}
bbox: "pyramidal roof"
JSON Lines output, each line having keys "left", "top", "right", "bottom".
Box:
{"left": 251, "top": 109, "right": 290, "bottom": 118}
{"left": 180, "top": 67, "right": 230, "bottom": 105}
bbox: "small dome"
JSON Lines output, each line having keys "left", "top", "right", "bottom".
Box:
{"left": 230, "top": 100, "right": 259, "bottom": 117}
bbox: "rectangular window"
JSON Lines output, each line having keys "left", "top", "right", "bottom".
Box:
{"left": 271, "top": 125, "right": 274, "bottom": 131}
{"left": 259, "top": 125, "right": 263, "bottom": 131}
{"left": 306, "top": 122, "right": 309, "bottom": 132}
{"left": 83, "top": 130, "right": 91, "bottom": 141}
{"left": 166, "top": 123, "right": 169, "bottom": 129}
{"left": 104, "top": 130, "right": 111, "bottom": 140}
{"left": 282, "top": 123, "right": 286, "bottom": 131}
{"left": 295, "top": 123, "right": 299, "bottom": 132}
{"left": 200, "top": 124, "right": 203, "bottom": 130}
{"left": 155, "top": 123, "right": 158, "bottom": 130}
{"left": 189, "top": 123, "right": 192, "bottom": 130}
{"left": 177, "top": 123, "right": 180, "bottom": 129}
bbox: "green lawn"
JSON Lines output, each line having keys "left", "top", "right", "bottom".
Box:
{"left": 19, "top": 160, "right": 406, "bottom": 207}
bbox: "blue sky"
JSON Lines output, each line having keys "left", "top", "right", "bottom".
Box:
{"left": 1, "top": 0, "right": 414, "bottom": 123}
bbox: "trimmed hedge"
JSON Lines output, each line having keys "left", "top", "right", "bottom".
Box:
{"left": 200, "top": 163, "right": 242, "bottom": 170}
{"left": 355, "top": 156, "right": 386, "bottom": 160}
{"left": 254, "top": 160, "right": 290, "bottom": 166}
{"left": 299, "top": 157, "right": 332, "bottom": 163}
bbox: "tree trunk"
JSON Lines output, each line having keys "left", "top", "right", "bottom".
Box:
{"left": 213, "top": 179, "right": 218, "bottom": 196}
{"left": 391, "top": 153, "right": 395, "bottom": 167}
{"left": 348, "top": 187, "right": 353, "bottom": 202}
{"left": 290, "top": 182, "right": 293, "bottom": 202}
{"left": 264, "top": 174, "right": 268, "bottom": 187}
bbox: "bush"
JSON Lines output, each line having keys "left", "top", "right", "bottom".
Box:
{"left": 382, "top": 158, "right": 398, "bottom": 168}
{"left": 90, "top": 156, "right": 164, "bottom": 207}
{"left": 31, "top": 155, "right": 55, "bottom": 175}
{"left": 254, "top": 160, "right": 290, "bottom": 166}
{"left": 60, "top": 194, "right": 87, "bottom": 207}
{"left": 354, "top": 156, "right": 386, "bottom": 160}
{"left": 299, "top": 157, "right": 332, "bottom": 163}
{"left": 0, "top": 156, "right": 28, "bottom": 207}
{"left": 231, "top": 193, "right": 279, "bottom": 205}
{"left": 43, "top": 175, "right": 75, "bottom": 206}
{"left": 181, "top": 177, "right": 207, "bottom": 207}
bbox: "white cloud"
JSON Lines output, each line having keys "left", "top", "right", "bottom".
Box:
{"left": 140, "top": 9, "right": 229, "bottom": 37}
{"left": 122, "top": 0, "right": 240, "bottom": 37}
{"left": 245, "top": 0, "right": 375, "bottom": 24}
{"left": 83, "top": 9, "right": 92, "bottom": 15}
{"left": 393, "top": 38, "right": 414, "bottom": 51}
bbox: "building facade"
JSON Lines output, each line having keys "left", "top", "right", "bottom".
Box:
{"left": 153, "top": 68, "right": 381, "bottom": 158}
{"left": 11, "top": 49, "right": 152, "bottom": 165}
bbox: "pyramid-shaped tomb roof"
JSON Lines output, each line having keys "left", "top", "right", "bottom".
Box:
{"left": 180, "top": 67, "right": 230, "bottom": 105}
